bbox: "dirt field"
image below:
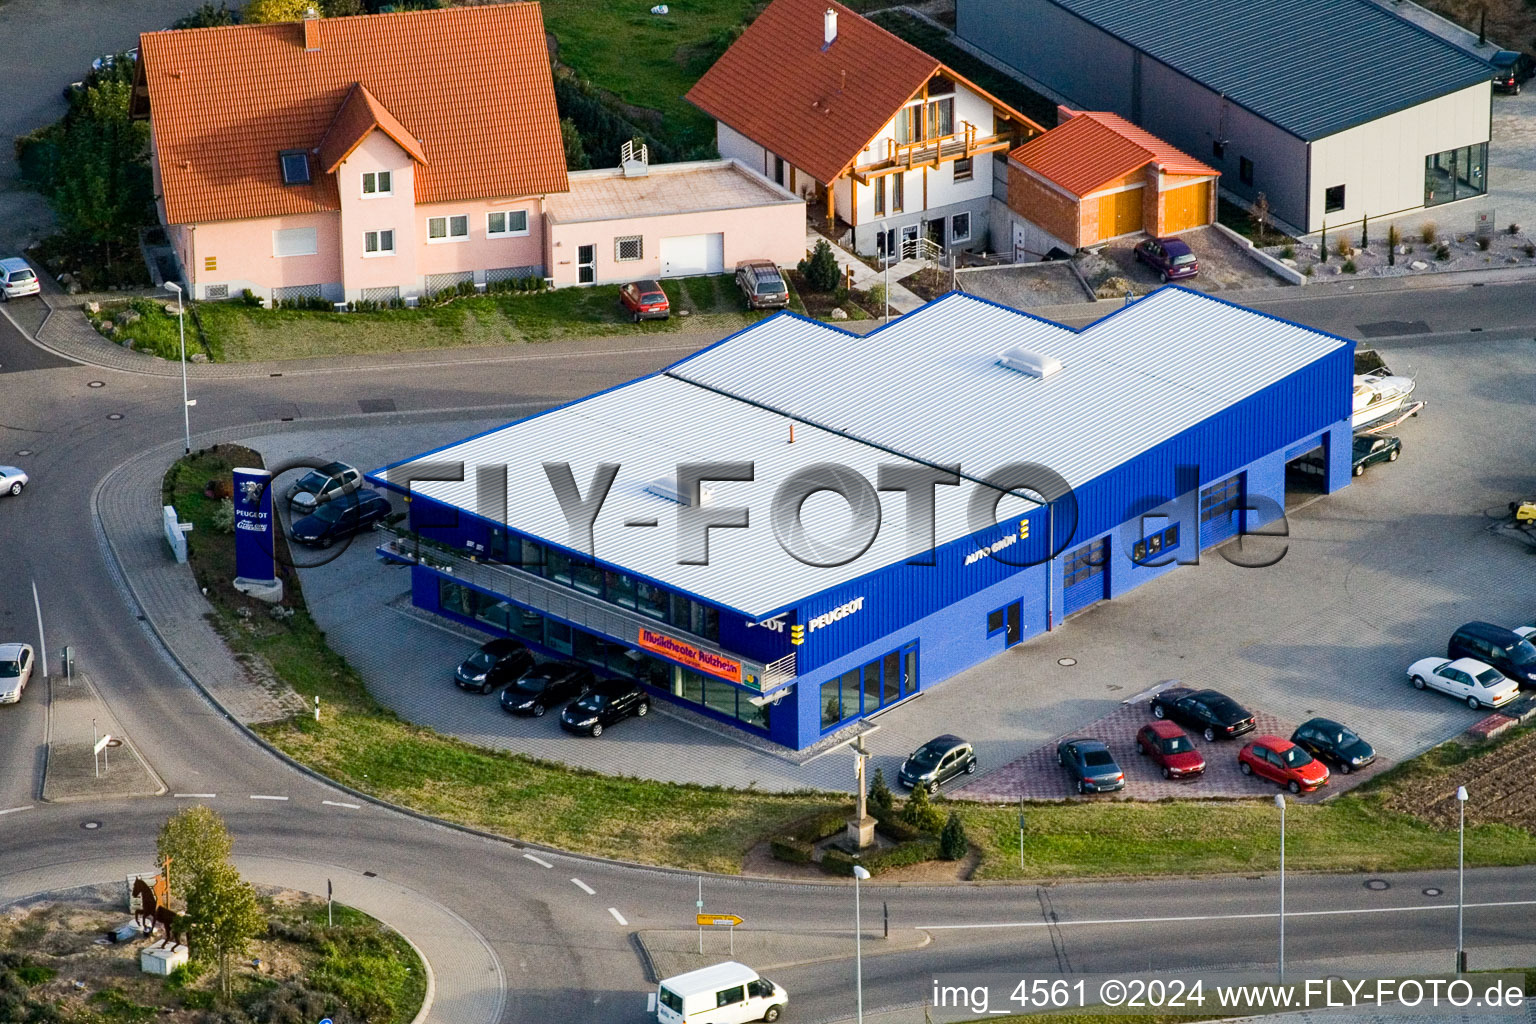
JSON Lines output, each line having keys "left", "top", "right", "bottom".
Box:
{"left": 1379, "top": 726, "right": 1536, "bottom": 832}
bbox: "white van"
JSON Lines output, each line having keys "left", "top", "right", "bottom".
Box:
{"left": 656, "top": 961, "right": 787, "bottom": 1023}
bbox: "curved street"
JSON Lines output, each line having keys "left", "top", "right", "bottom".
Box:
{"left": 2, "top": 274, "right": 1536, "bottom": 1023}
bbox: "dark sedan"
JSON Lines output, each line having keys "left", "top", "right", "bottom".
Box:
{"left": 1134, "top": 237, "right": 1199, "bottom": 283}
{"left": 1290, "top": 718, "right": 1376, "bottom": 774}
{"left": 501, "top": 663, "right": 595, "bottom": 717}
{"left": 1491, "top": 50, "right": 1534, "bottom": 94}
{"left": 289, "top": 488, "right": 391, "bottom": 547}
{"left": 897, "top": 735, "right": 977, "bottom": 792}
{"left": 1057, "top": 738, "right": 1125, "bottom": 794}
{"left": 454, "top": 638, "right": 535, "bottom": 694}
{"left": 1149, "top": 686, "right": 1256, "bottom": 742}
{"left": 559, "top": 678, "right": 650, "bottom": 736}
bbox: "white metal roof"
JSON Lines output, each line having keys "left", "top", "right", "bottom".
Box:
{"left": 376, "top": 288, "right": 1346, "bottom": 617}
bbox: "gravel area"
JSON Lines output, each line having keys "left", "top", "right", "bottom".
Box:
{"left": 1264, "top": 225, "right": 1536, "bottom": 280}
{"left": 1089, "top": 225, "right": 1292, "bottom": 294}
{"left": 953, "top": 260, "right": 1089, "bottom": 309}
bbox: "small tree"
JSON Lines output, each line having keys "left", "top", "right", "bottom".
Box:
{"left": 798, "top": 239, "right": 841, "bottom": 293}
{"left": 900, "top": 781, "right": 945, "bottom": 834}
{"left": 868, "top": 767, "right": 893, "bottom": 820}
{"left": 185, "top": 861, "right": 265, "bottom": 999}
{"left": 560, "top": 118, "right": 590, "bottom": 171}
{"left": 1251, "top": 193, "right": 1271, "bottom": 245}
{"left": 1387, "top": 224, "right": 1401, "bottom": 267}
{"left": 243, "top": 0, "right": 313, "bottom": 23}
{"left": 172, "top": 2, "right": 240, "bottom": 28}
{"left": 938, "top": 811, "right": 969, "bottom": 861}
{"left": 1320, "top": 221, "right": 1328, "bottom": 263}
{"left": 157, "top": 806, "right": 234, "bottom": 902}
{"left": 1360, "top": 213, "right": 1369, "bottom": 250}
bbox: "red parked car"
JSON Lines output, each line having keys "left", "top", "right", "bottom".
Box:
{"left": 619, "top": 280, "right": 670, "bottom": 322}
{"left": 1135, "top": 721, "right": 1206, "bottom": 780}
{"left": 1239, "top": 735, "right": 1330, "bottom": 794}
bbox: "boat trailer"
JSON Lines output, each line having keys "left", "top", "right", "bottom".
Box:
{"left": 1355, "top": 400, "right": 1426, "bottom": 436}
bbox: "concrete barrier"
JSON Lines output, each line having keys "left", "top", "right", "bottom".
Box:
{"left": 1212, "top": 221, "right": 1307, "bottom": 286}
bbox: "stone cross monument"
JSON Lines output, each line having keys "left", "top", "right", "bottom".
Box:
{"left": 846, "top": 735, "right": 875, "bottom": 850}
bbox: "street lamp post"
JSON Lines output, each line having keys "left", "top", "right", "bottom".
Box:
{"left": 852, "top": 864, "right": 870, "bottom": 1024}
{"left": 1275, "top": 793, "right": 1286, "bottom": 985}
{"left": 1457, "top": 785, "right": 1468, "bottom": 972}
{"left": 166, "top": 281, "right": 190, "bottom": 454}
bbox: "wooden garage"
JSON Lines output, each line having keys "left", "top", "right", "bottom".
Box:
{"left": 1005, "top": 109, "right": 1218, "bottom": 252}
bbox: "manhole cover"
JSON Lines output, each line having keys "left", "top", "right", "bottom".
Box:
{"left": 107, "top": 413, "right": 123, "bottom": 421}
{"left": 88, "top": 381, "right": 105, "bottom": 388}
{"left": 15, "top": 450, "right": 31, "bottom": 456}
{"left": 1424, "top": 887, "right": 1442, "bottom": 897}
{"left": 1058, "top": 658, "right": 1077, "bottom": 667}
{"left": 81, "top": 821, "right": 101, "bottom": 830}
{"left": 1365, "top": 878, "right": 1390, "bottom": 891}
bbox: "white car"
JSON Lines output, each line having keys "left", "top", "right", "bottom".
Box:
{"left": 0, "top": 643, "right": 35, "bottom": 704}
{"left": 0, "top": 466, "right": 27, "bottom": 497}
{"left": 0, "top": 258, "right": 40, "bottom": 301}
{"left": 1514, "top": 626, "right": 1535, "bottom": 642}
{"left": 1407, "top": 656, "right": 1519, "bottom": 710}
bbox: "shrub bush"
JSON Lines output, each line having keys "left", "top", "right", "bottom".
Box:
{"left": 1342, "top": 259, "right": 1357, "bottom": 274}
{"left": 822, "top": 838, "right": 941, "bottom": 876}
{"left": 798, "top": 239, "right": 841, "bottom": 293}
{"left": 1279, "top": 245, "right": 1294, "bottom": 260}
{"left": 874, "top": 817, "right": 924, "bottom": 843}
{"left": 1477, "top": 235, "right": 1491, "bottom": 251}
{"left": 868, "top": 767, "right": 893, "bottom": 820}
{"left": 240, "top": 288, "right": 262, "bottom": 308}
{"left": 900, "top": 783, "right": 946, "bottom": 835}
{"left": 1419, "top": 221, "right": 1437, "bottom": 245}
{"left": 212, "top": 498, "right": 235, "bottom": 534}
{"left": 769, "top": 837, "right": 813, "bottom": 864}
{"left": 1525, "top": 243, "right": 1535, "bottom": 258}
{"left": 789, "top": 810, "right": 850, "bottom": 844}
{"left": 1435, "top": 243, "right": 1451, "bottom": 261}
{"left": 939, "top": 811, "right": 969, "bottom": 861}
{"left": 1334, "top": 236, "right": 1353, "bottom": 259}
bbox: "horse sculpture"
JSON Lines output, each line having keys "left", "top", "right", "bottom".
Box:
{"left": 131, "top": 876, "right": 187, "bottom": 950}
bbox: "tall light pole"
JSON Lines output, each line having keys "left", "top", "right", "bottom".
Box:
{"left": 1275, "top": 792, "right": 1286, "bottom": 985}
{"left": 166, "top": 281, "right": 190, "bottom": 454}
{"left": 852, "top": 864, "right": 870, "bottom": 1023}
{"left": 1456, "top": 785, "right": 1468, "bottom": 972}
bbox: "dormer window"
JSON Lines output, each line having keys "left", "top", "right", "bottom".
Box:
{"left": 280, "top": 150, "right": 310, "bottom": 185}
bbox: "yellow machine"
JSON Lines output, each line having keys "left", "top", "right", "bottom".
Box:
{"left": 1516, "top": 500, "right": 1536, "bottom": 524}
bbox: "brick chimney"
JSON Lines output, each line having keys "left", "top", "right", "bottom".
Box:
{"left": 303, "top": 7, "right": 321, "bottom": 51}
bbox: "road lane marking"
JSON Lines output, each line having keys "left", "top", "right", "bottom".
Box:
{"left": 916, "top": 898, "right": 1536, "bottom": 931}
{"left": 571, "top": 878, "right": 595, "bottom": 895}
{"left": 0, "top": 806, "right": 33, "bottom": 815}
{"left": 249, "top": 795, "right": 289, "bottom": 801}
{"left": 523, "top": 853, "right": 552, "bottom": 868}
{"left": 608, "top": 908, "right": 628, "bottom": 926}
{"left": 648, "top": 993, "right": 657, "bottom": 1012}
{"left": 322, "top": 800, "right": 361, "bottom": 809}
{"left": 173, "top": 793, "right": 216, "bottom": 799}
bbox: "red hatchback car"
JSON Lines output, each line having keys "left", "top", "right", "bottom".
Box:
{"left": 1239, "top": 736, "right": 1330, "bottom": 794}
{"left": 619, "top": 280, "right": 670, "bottom": 322}
{"left": 1135, "top": 721, "right": 1206, "bottom": 780}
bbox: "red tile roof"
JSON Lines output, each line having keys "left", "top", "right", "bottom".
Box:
{"left": 318, "top": 83, "right": 428, "bottom": 174}
{"left": 139, "top": 5, "right": 568, "bottom": 226}
{"left": 1009, "top": 110, "right": 1217, "bottom": 197}
{"left": 685, "top": 0, "right": 941, "bottom": 185}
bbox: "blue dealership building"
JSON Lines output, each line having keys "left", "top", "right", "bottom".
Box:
{"left": 369, "top": 288, "right": 1354, "bottom": 750}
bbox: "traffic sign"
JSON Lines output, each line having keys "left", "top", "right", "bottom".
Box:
{"left": 695, "top": 913, "right": 743, "bottom": 927}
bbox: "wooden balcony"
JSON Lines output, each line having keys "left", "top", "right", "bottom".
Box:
{"left": 853, "top": 121, "right": 1012, "bottom": 183}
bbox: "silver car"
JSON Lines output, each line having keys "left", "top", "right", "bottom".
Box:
{"left": 0, "top": 465, "right": 28, "bottom": 497}
{"left": 286, "top": 461, "right": 362, "bottom": 513}
{"left": 0, "top": 644, "right": 35, "bottom": 704}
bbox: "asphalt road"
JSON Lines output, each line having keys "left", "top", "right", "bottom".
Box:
{"left": 2, "top": 276, "right": 1536, "bottom": 1023}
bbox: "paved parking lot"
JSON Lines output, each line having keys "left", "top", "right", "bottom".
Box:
{"left": 246, "top": 327, "right": 1535, "bottom": 797}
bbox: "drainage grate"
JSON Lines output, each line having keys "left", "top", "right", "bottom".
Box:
{"left": 358, "top": 398, "right": 397, "bottom": 414}
{"left": 1356, "top": 320, "right": 1430, "bottom": 338}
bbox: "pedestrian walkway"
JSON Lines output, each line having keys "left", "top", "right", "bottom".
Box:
{"left": 0, "top": 855, "right": 502, "bottom": 1024}
{"left": 807, "top": 229, "right": 927, "bottom": 315}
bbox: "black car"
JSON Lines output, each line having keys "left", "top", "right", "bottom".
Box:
{"left": 454, "top": 638, "right": 535, "bottom": 694}
{"left": 1056, "top": 738, "right": 1125, "bottom": 794}
{"left": 1290, "top": 717, "right": 1376, "bottom": 774}
{"left": 289, "top": 488, "right": 391, "bottom": 547}
{"left": 1291, "top": 435, "right": 1402, "bottom": 481}
{"left": 559, "top": 678, "right": 649, "bottom": 736}
{"left": 897, "top": 734, "right": 977, "bottom": 792}
{"left": 1149, "top": 686, "right": 1256, "bottom": 742}
{"left": 1491, "top": 50, "right": 1534, "bottom": 94}
{"left": 502, "top": 663, "right": 595, "bottom": 716}
{"left": 1448, "top": 622, "right": 1536, "bottom": 688}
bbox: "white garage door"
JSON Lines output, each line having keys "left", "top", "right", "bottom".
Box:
{"left": 658, "top": 233, "right": 724, "bottom": 277}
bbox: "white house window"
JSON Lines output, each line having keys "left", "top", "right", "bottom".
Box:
{"left": 272, "top": 227, "right": 318, "bottom": 258}
{"left": 362, "top": 171, "right": 392, "bottom": 196}
{"left": 615, "top": 235, "right": 643, "bottom": 262}
{"left": 487, "top": 210, "right": 529, "bottom": 237}
{"left": 363, "top": 229, "right": 395, "bottom": 256}
{"left": 279, "top": 151, "right": 310, "bottom": 185}
{"left": 951, "top": 212, "right": 971, "bottom": 243}
{"left": 427, "top": 215, "right": 469, "bottom": 242}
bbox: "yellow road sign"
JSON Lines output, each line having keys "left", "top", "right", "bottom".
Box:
{"left": 696, "top": 913, "right": 743, "bottom": 927}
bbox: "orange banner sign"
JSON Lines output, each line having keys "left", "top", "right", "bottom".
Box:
{"left": 637, "top": 628, "right": 743, "bottom": 683}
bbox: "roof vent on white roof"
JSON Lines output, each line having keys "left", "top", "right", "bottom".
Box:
{"left": 646, "top": 477, "right": 714, "bottom": 506}
{"left": 996, "top": 346, "right": 1062, "bottom": 379}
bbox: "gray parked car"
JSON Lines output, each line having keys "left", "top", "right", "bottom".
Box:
{"left": 1057, "top": 738, "right": 1125, "bottom": 794}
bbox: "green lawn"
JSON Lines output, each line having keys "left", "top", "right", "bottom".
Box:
{"left": 867, "top": 10, "right": 1057, "bottom": 129}
{"left": 194, "top": 280, "right": 770, "bottom": 361}
{"left": 544, "top": 0, "right": 763, "bottom": 155}
{"left": 166, "top": 449, "right": 1536, "bottom": 878}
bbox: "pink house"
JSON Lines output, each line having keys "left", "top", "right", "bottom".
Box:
{"left": 133, "top": 4, "right": 567, "bottom": 304}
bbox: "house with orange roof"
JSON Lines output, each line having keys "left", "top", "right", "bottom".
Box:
{"left": 132, "top": 4, "right": 806, "bottom": 303}
{"left": 686, "top": 0, "right": 1046, "bottom": 259}
{"left": 1003, "top": 107, "right": 1219, "bottom": 259}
